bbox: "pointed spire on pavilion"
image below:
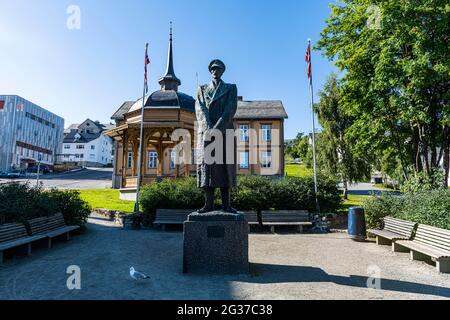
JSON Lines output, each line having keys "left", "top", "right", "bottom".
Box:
{"left": 158, "top": 22, "right": 181, "bottom": 91}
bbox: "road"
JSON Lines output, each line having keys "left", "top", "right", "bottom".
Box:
{"left": 346, "top": 182, "right": 401, "bottom": 196}
{"left": 0, "top": 167, "right": 113, "bottom": 189}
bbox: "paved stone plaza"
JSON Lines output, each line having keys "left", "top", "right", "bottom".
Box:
{"left": 0, "top": 214, "right": 448, "bottom": 300}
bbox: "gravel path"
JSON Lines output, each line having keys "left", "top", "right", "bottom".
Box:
{"left": 0, "top": 214, "right": 448, "bottom": 300}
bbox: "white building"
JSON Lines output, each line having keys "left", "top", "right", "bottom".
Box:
{"left": 61, "top": 119, "right": 113, "bottom": 167}
{"left": 0, "top": 95, "right": 64, "bottom": 172}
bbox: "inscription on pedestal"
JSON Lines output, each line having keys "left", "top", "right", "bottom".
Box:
{"left": 207, "top": 226, "right": 225, "bottom": 238}
{"left": 183, "top": 211, "right": 249, "bottom": 274}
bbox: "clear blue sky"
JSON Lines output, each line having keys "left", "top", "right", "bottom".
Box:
{"left": 0, "top": 0, "right": 337, "bottom": 139}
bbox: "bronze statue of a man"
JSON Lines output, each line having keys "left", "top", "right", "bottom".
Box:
{"left": 195, "top": 59, "right": 238, "bottom": 214}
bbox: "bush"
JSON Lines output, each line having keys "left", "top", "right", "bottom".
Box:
{"left": 44, "top": 189, "right": 91, "bottom": 232}
{"left": 364, "top": 189, "right": 450, "bottom": 230}
{"left": 0, "top": 183, "right": 91, "bottom": 231}
{"left": 401, "top": 169, "right": 446, "bottom": 193}
{"left": 0, "top": 183, "right": 55, "bottom": 223}
{"left": 139, "top": 178, "right": 204, "bottom": 221}
{"left": 363, "top": 195, "right": 406, "bottom": 229}
{"left": 231, "top": 175, "right": 273, "bottom": 212}
{"left": 140, "top": 175, "right": 342, "bottom": 218}
{"left": 233, "top": 175, "right": 341, "bottom": 213}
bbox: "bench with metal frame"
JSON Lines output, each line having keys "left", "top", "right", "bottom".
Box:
{"left": 395, "top": 224, "right": 450, "bottom": 273}
{"left": 28, "top": 213, "right": 80, "bottom": 249}
{"left": 261, "top": 210, "right": 312, "bottom": 233}
{"left": 367, "top": 216, "right": 417, "bottom": 247}
{"left": 0, "top": 223, "right": 45, "bottom": 264}
{"left": 154, "top": 209, "right": 193, "bottom": 231}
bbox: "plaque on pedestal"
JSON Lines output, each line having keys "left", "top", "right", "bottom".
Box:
{"left": 183, "top": 211, "right": 249, "bottom": 274}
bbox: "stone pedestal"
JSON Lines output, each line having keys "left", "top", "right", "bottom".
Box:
{"left": 183, "top": 211, "right": 249, "bottom": 274}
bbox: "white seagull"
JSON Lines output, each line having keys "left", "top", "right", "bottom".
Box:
{"left": 129, "top": 267, "right": 150, "bottom": 280}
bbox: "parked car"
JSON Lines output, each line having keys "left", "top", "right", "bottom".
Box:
{"left": 0, "top": 170, "right": 21, "bottom": 179}
{"left": 7, "top": 171, "right": 21, "bottom": 179}
{"left": 27, "top": 165, "right": 52, "bottom": 174}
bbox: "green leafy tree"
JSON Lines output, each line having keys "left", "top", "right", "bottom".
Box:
{"left": 285, "top": 132, "right": 311, "bottom": 164}
{"left": 285, "top": 132, "right": 303, "bottom": 160}
{"left": 317, "top": 0, "right": 450, "bottom": 188}
{"left": 295, "top": 134, "right": 310, "bottom": 162}
{"left": 315, "top": 74, "right": 371, "bottom": 198}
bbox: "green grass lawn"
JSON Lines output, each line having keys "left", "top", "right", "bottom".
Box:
{"left": 285, "top": 164, "right": 372, "bottom": 214}
{"left": 76, "top": 174, "right": 371, "bottom": 215}
{"left": 285, "top": 164, "right": 312, "bottom": 177}
{"left": 77, "top": 189, "right": 135, "bottom": 213}
{"left": 338, "top": 194, "right": 369, "bottom": 214}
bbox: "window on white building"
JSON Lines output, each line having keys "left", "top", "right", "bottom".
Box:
{"left": 76, "top": 145, "right": 85, "bottom": 149}
{"left": 64, "top": 145, "right": 70, "bottom": 149}
{"left": 91, "top": 145, "right": 95, "bottom": 150}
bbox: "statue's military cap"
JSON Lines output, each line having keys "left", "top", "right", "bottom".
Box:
{"left": 208, "top": 59, "right": 226, "bottom": 72}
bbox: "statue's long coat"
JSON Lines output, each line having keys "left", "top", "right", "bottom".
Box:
{"left": 195, "top": 80, "right": 238, "bottom": 188}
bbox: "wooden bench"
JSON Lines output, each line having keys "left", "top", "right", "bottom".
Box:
{"left": 244, "top": 212, "right": 259, "bottom": 226}
{"left": 28, "top": 213, "right": 80, "bottom": 249}
{"left": 154, "top": 209, "right": 192, "bottom": 231}
{"left": 0, "top": 223, "right": 45, "bottom": 264}
{"left": 395, "top": 224, "right": 450, "bottom": 273}
{"left": 261, "top": 210, "right": 312, "bottom": 233}
{"left": 367, "top": 217, "right": 417, "bottom": 247}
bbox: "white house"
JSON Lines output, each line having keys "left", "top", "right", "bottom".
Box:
{"left": 61, "top": 119, "right": 113, "bottom": 167}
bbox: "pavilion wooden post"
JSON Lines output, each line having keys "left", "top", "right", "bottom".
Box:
{"left": 121, "top": 133, "right": 129, "bottom": 187}
{"left": 157, "top": 140, "right": 164, "bottom": 177}
{"left": 132, "top": 136, "right": 139, "bottom": 177}
{"left": 186, "top": 129, "right": 195, "bottom": 177}
{"left": 142, "top": 131, "right": 151, "bottom": 178}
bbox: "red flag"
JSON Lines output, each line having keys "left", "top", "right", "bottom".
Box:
{"left": 144, "top": 43, "right": 150, "bottom": 94}
{"left": 306, "top": 40, "right": 312, "bottom": 82}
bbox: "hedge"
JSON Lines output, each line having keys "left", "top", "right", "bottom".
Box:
{"left": 139, "top": 175, "right": 342, "bottom": 219}
{"left": 0, "top": 183, "right": 91, "bottom": 231}
{"left": 363, "top": 189, "right": 450, "bottom": 230}
{"left": 232, "top": 175, "right": 341, "bottom": 213}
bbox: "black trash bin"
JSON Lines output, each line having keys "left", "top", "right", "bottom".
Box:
{"left": 348, "top": 207, "right": 367, "bottom": 241}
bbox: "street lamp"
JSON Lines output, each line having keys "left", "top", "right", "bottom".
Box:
{"left": 36, "top": 153, "right": 42, "bottom": 187}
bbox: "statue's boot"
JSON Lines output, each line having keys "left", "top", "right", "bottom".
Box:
{"left": 197, "top": 187, "right": 215, "bottom": 213}
{"left": 221, "top": 187, "right": 237, "bottom": 214}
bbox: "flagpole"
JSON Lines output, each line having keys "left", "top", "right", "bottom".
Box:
{"left": 134, "top": 43, "right": 149, "bottom": 214}
{"left": 307, "top": 39, "right": 320, "bottom": 214}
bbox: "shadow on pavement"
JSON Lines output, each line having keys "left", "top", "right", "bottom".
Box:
{"left": 247, "top": 263, "right": 450, "bottom": 298}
